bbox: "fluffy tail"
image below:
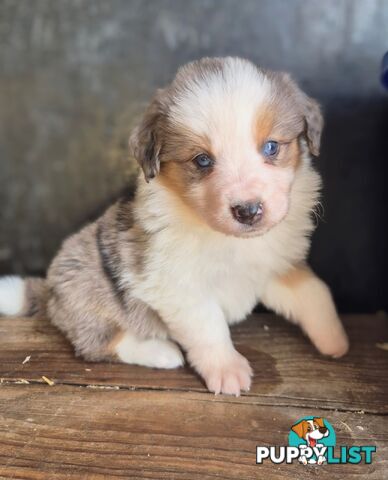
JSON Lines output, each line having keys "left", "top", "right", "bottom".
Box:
{"left": 0, "top": 276, "right": 48, "bottom": 317}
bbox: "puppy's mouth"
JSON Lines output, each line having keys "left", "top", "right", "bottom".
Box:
{"left": 234, "top": 223, "right": 269, "bottom": 238}
{"left": 308, "top": 437, "right": 317, "bottom": 448}
{"left": 230, "top": 211, "right": 281, "bottom": 238}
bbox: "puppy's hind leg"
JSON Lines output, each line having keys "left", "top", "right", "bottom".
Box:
{"left": 112, "top": 332, "right": 184, "bottom": 369}
{"left": 50, "top": 303, "right": 184, "bottom": 369}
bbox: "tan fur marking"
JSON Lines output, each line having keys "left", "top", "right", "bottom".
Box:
{"left": 156, "top": 170, "right": 207, "bottom": 229}
{"left": 106, "top": 329, "right": 125, "bottom": 357}
{"left": 254, "top": 106, "right": 275, "bottom": 147}
{"left": 255, "top": 108, "right": 301, "bottom": 169}
{"left": 159, "top": 161, "right": 187, "bottom": 198}
{"left": 277, "top": 264, "right": 313, "bottom": 289}
{"left": 287, "top": 139, "right": 301, "bottom": 169}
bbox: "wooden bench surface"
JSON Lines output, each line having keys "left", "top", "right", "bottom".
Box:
{"left": 0, "top": 313, "right": 387, "bottom": 479}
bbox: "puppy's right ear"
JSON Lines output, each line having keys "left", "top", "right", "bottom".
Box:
{"left": 291, "top": 420, "right": 308, "bottom": 439}
{"left": 129, "top": 90, "right": 166, "bottom": 182}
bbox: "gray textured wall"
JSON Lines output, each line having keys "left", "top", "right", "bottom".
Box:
{"left": 0, "top": 0, "right": 387, "bottom": 311}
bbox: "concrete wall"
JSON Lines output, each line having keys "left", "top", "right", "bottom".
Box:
{"left": 0, "top": 0, "right": 387, "bottom": 311}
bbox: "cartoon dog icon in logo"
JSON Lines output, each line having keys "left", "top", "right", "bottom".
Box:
{"left": 291, "top": 417, "right": 329, "bottom": 465}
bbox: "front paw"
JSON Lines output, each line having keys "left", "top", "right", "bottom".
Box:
{"left": 190, "top": 346, "right": 253, "bottom": 396}
{"left": 316, "top": 321, "right": 349, "bottom": 358}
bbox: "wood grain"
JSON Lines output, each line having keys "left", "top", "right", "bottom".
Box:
{"left": 0, "top": 313, "right": 387, "bottom": 479}
{"left": 0, "top": 314, "right": 387, "bottom": 413}
{"left": 0, "top": 385, "right": 386, "bottom": 480}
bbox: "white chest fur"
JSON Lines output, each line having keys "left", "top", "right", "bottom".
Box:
{"left": 141, "top": 229, "right": 268, "bottom": 323}
{"left": 133, "top": 218, "right": 305, "bottom": 325}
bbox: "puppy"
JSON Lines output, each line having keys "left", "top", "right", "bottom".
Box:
{"left": 0, "top": 57, "right": 349, "bottom": 395}
{"left": 291, "top": 417, "right": 330, "bottom": 464}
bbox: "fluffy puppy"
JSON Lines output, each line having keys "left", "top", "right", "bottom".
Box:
{"left": 0, "top": 57, "right": 349, "bottom": 395}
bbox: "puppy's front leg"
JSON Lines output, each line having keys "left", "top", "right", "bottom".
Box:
{"left": 163, "top": 302, "right": 252, "bottom": 396}
{"left": 262, "top": 265, "right": 349, "bottom": 358}
{"left": 317, "top": 455, "right": 326, "bottom": 465}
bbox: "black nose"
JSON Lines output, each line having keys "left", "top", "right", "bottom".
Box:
{"left": 231, "top": 201, "right": 263, "bottom": 225}
{"left": 319, "top": 427, "right": 328, "bottom": 434}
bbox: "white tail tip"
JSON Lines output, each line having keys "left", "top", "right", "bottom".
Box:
{"left": 0, "top": 276, "right": 25, "bottom": 316}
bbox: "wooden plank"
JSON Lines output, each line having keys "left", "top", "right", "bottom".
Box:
{"left": 0, "top": 384, "right": 386, "bottom": 480}
{"left": 0, "top": 314, "right": 387, "bottom": 413}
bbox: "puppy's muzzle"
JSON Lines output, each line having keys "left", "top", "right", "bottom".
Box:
{"left": 231, "top": 201, "right": 263, "bottom": 225}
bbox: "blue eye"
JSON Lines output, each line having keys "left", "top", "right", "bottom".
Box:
{"left": 262, "top": 140, "right": 279, "bottom": 157}
{"left": 194, "top": 153, "right": 213, "bottom": 168}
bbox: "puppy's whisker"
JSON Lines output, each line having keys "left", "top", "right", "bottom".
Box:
{"left": 311, "top": 201, "right": 325, "bottom": 225}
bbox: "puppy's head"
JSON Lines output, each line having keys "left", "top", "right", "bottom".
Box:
{"left": 130, "top": 57, "right": 323, "bottom": 237}
{"left": 292, "top": 418, "right": 329, "bottom": 445}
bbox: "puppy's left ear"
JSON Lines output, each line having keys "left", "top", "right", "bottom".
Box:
{"left": 280, "top": 73, "right": 324, "bottom": 156}
{"left": 313, "top": 417, "right": 325, "bottom": 428}
{"left": 129, "top": 89, "right": 166, "bottom": 182}
{"left": 301, "top": 95, "right": 323, "bottom": 157}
